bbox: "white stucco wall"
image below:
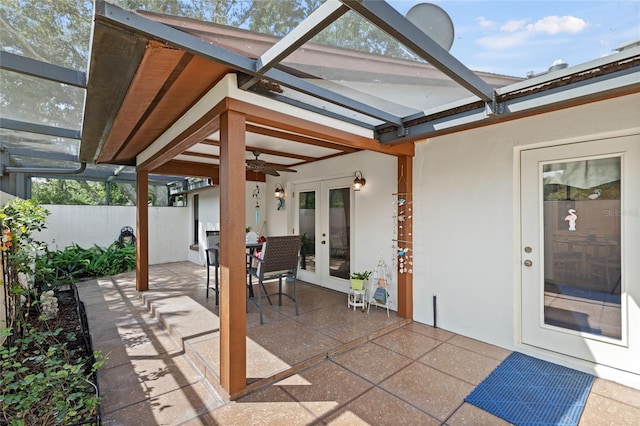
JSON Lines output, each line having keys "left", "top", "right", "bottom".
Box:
{"left": 185, "top": 151, "right": 397, "bottom": 293}
{"left": 36, "top": 205, "right": 189, "bottom": 265}
{"left": 181, "top": 150, "right": 408, "bottom": 311}
{"left": 187, "top": 181, "right": 267, "bottom": 265}
{"left": 412, "top": 93, "right": 640, "bottom": 351}
{"left": 265, "top": 150, "right": 398, "bottom": 303}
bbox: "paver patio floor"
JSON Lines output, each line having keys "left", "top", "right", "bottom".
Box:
{"left": 77, "top": 262, "right": 640, "bottom": 425}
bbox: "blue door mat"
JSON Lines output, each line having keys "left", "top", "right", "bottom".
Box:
{"left": 465, "top": 352, "right": 594, "bottom": 426}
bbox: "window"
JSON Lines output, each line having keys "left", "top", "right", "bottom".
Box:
{"left": 193, "top": 194, "right": 199, "bottom": 245}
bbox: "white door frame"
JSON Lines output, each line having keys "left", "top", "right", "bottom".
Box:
{"left": 519, "top": 135, "right": 640, "bottom": 375}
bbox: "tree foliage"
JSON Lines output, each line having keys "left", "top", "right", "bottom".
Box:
{"left": 1, "top": 0, "right": 409, "bottom": 70}
{"left": 30, "top": 178, "right": 170, "bottom": 206}
{"left": 2, "top": 0, "right": 410, "bottom": 200}
{"left": 31, "top": 179, "right": 133, "bottom": 206}
{"left": 1, "top": 0, "right": 409, "bottom": 128}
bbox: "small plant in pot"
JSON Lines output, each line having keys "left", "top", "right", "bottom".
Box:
{"left": 350, "top": 271, "right": 371, "bottom": 290}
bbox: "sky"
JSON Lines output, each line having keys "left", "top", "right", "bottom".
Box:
{"left": 387, "top": 1, "right": 640, "bottom": 77}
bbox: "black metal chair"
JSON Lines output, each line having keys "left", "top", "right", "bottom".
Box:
{"left": 205, "top": 230, "right": 220, "bottom": 303}
{"left": 247, "top": 235, "right": 301, "bottom": 324}
{"left": 206, "top": 230, "right": 261, "bottom": 305}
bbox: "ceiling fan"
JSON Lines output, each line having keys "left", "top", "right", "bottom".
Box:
{"left": 246, "top": 150, "right": 297, "bottom": 176}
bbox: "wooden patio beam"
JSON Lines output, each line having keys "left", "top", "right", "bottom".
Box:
{"left": 202, "top": 137, "right": 320, "bottom": 162}
{"left": 219, "top": 109, "right": 248, "bottom": 397}
{"left": 245, "top": 124, "right": 358, "bottom": 155}
{"left": 151, "top": 160, "right": 219, "bottom": 182}
{"left": 152, "top": 159, "right": 266, "bottom": 182}
{"left": 228, "top": 98, "right": 415, "bottom": 157}
{"left": 135, "top": 170, "right": 149, "bottom": 291}
{"left": 137, "top": 99, "right": 227, "bottom": 172}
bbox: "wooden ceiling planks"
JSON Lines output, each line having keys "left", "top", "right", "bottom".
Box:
{"left": 98, "top": 41, "right": 186, "bottom": 163}
{"left": 100, "top": 42, "right": 233, "bottom": 164}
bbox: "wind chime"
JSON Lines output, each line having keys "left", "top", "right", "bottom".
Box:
{"left": 392, "top": 193, "right": 413, "bottom": 274}
{"left": 252, "top": 185, "right": 260, "bottom": 226}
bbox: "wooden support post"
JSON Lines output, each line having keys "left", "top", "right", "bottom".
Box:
{"left": 219, "top": 108, "right": 247, "bottom": 396}
{"left": 136, "top": 170, "right": 149, "bottom": 292}
{"left": 396, "top": 155, "right": 413, "bottom": 318}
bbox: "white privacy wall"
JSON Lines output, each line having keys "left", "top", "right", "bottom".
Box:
{"left": 412, "top": 92, "right": 640, "bottom": 350}
{"left": 36, "top": 205, "right": 190, "bottom": 265}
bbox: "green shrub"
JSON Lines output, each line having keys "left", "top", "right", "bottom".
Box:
{"left": 1, "top": 198, "right": 50, "bottom": 329}
{"left": 0, "top": 327, "right": 103, "bottom": 425}
{"left": 36, "top": 242, "right": 136, "bottom": 288}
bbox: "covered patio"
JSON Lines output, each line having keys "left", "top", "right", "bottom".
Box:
{"left": 75, "top": 0, "right": 640, "bottom": 398}
{"left": 3, "top": 0, "right": 640, "bottom": 421}
{"left": 81, "top": 1, "right": 428, "bottom": 396}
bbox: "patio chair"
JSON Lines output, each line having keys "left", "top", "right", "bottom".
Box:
{"left": 247, "top": 235, "right": 301, "bottom": 324}
{"left": 205, "top": 230, "right": 220, "bottom": 303}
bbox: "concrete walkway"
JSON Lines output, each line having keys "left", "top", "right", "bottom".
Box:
{"left": 77, "top": 262, "right": 640, "bottom": 425}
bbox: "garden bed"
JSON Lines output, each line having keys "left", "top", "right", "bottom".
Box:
{"left": 0, "top": 285, "right": 102, "bottom": 426}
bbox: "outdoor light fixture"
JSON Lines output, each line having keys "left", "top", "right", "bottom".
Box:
{"left": 274, "top": 183, "right": 284, "bottom": 199}
{"left": 274, "top": 184, "right": 285, "bottom": 210}
{"left": 353, "top": 170, "right": 366, "bottom": 191}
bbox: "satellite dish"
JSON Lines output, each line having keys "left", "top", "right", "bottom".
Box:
{"left": 406, "top": 3, "right": 455, "bottom": 51}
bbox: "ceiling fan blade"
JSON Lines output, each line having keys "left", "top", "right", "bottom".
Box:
{"left": 247, "top": 159, "right": 266, "bottom": 167}
{"left": 245, "top": 150, "right": 296, "bottom": 175}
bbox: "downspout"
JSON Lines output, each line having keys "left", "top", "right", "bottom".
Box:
{"left": 105, "top": 165, "right": 127, "bottom": 206}
{"left": 2, "top": 162, "right": 87, "bottom": 175}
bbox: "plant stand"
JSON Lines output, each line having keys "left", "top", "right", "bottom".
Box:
{"left": 368, "top": 254, "right": 392, "bottom": 317}
{"left": 368, "top": 286, "right": 391, "bottom": 317}
{"left": 347, "top": 288, "right": 367, "bottom": 311}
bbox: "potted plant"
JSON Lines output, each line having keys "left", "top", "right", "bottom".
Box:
{"left": 350, "top": 270, "right": 371, "bottom": 290}
{"left": 299, "top": 233, "right": 314, "bottom": 269}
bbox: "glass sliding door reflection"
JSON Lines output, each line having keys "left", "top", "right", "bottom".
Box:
{"left": 328, "top": 187, "right": 350, "bottom": 279}
{"left": 298, "top": 191, "right": 316, "bottom": 272}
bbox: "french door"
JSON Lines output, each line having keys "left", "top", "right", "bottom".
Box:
{"left": 520, "top": 136, "right": 639, "bottom": 373}
{"left": 294, "top": 177, "right": 354, "bottom": 292}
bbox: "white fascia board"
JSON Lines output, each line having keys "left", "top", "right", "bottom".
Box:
{"left": 137, "top": 74, "right": 373, "bottom": 166}
{"left": 497, "top": 46, "right": 640, "bottom": 96}
{"left": 503, "top": 69, "right": 640, "bottom": 114}
{"left": 227, "top": 77, "right": 374, "bottom": 138}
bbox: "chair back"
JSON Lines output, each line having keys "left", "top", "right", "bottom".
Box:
{"left": 206, "top": 230, "right": 220, "bottom": 249}
{"left": 258, "top": 235, "right": 301, "bottom": 276}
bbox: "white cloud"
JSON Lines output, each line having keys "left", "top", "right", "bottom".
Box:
{"left": 500, "top": 19, "right": 527, "bottom": 32}
{"left": 526, "top": 15, "right": 589, "bottom": 35}
{"left": 476, "top": 31, "right": 531, "bottom": 50}
{"left": 476, "top": 16, "right": 494, "bottom": 29}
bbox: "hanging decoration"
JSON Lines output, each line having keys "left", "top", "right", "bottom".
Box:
{"left": 253, "top": 184, "right": 261, "bottom": 226}
{"left": 392, "top": 193, "right": 413, "bottom": 274}
{"left": 564, "top": 208, "right": 578, "bottom": 231}
{"left": 274, "top": 183, "right": 285, "bottom": 210}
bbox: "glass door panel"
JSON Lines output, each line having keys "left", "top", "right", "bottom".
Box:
{"left": 542, "top": 158, "right": 621, "bottom": 339}
{"left": 328, "top": 187, "right": 350, "bottom": 279}
{"left": 298, "top": 190, "right": 316, "bottom": 273}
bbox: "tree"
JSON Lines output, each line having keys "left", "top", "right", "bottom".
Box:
{"left": 2, "top": 0, "right": 410, "bottom": 202}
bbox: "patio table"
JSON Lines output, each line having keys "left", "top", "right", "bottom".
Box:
{"left": 207, "top": 241, "right": 264, "bottom": 305}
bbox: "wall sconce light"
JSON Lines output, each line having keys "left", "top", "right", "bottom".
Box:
{"left": 353, "top": 170, "right": 366, "bottom": 191}
{"left": 274, "top": 183, "right": 285, "bottom": 210}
